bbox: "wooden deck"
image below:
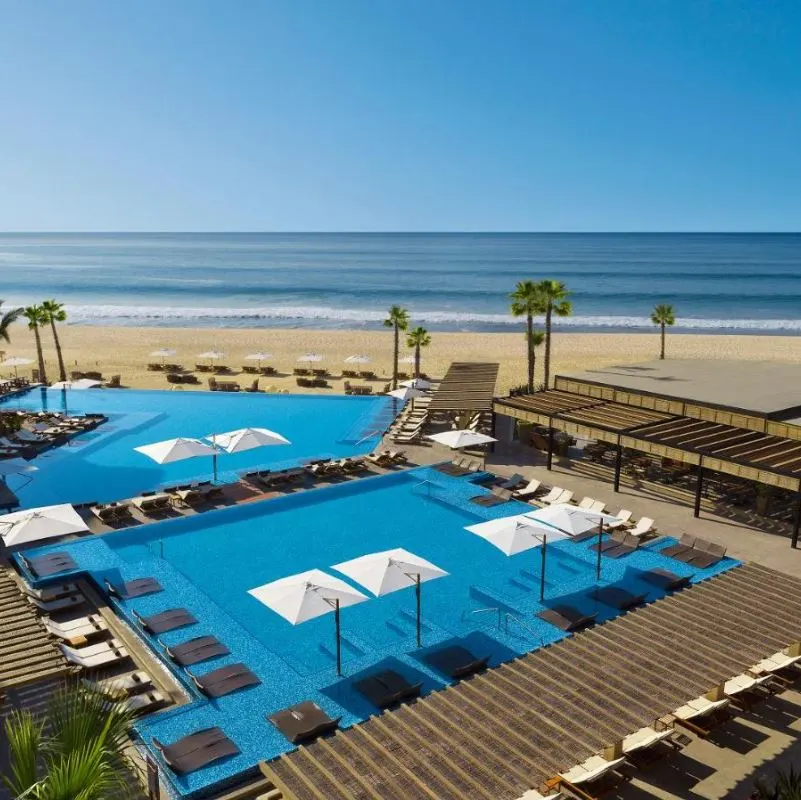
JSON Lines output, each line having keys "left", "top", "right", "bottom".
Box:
{"left": 262, "top": 563, "right": 801, "bottom": 800}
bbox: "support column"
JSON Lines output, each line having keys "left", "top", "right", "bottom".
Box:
{"left": 694, "top": 459, "right": 704, "bottom": 518}
{"left": 547, "top": 422, "right": 555, "bottom": 471}
{"left": 613, "top": 437, "right": 622, "bottom": 493}
{"left": 490, "top": 412, "right": 497, "bottom": 454}
{"left": 792, "top": 492, "right": 801, "bottom": 549}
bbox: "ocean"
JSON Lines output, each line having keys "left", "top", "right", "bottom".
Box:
{"left": 2, "top": 232, "right": 800, "bottom": 334}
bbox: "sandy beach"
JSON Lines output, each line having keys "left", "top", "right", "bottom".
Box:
{"left": 3, "top": 325, "right": 800, "bottom": 394}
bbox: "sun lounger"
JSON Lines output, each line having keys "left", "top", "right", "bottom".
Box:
{"left": 749, "top": 649, "right": 801, "bottom": 679}
{"left": 60, "top": 638, "right": 129, "bottom": 669}
{"left": 537, "top": 604, "right": 597, "bottom": 632}
{"left": 26, "top": 582, "right": 79, "bottom": 601}
{"left": 83, "top": 670, "right": 153, "bottom": 696}
{"left": 589, "top": 500, "right": 606, "bottom": 513}
{"left": 537, "top": 486, "right": 564, "bottom": 504}
{"left": 621, "top": 725, "right": 674, "bottom": 756}
{"left": 498, "top": 473, "right": 526, "bottom": 490}
{"left": 470, "top": 486, "right": 513, "bottom": 507}
{"left": 354, "top": 669, "right": 423, "bottom": 709}
{"left": 672, "top": 695, "right": 731, "bottom": 737}
{"left": 591, "top": 586, "right": 646, "bottom": 610}
{"left": 628, "top": 516, "right": 654, "bottom": 538}
{"left": 153, "top": 727, "right": 241, "bottom": 775}
{"left": 686, "top": 541, "right": 727, "bottom": 568}
{"left": 578, "top": 497, "right": 595, "bottom": 510}
{"left": 29, "top": 593, "right": 86, "bottom": 613}
{"left": 724, "top": 673, "right": 772, "bottom": 707}
{"left": 25, "top": 552, "right": 78, "bottom": 577}
{"left": 589, "top": 529, "right": 627, "bottom": 553}
{"left": 188, "top": 662, "right": 261, "bottom": 698}
{"left": 424, "top": 645, "right": 489, "bottom": 679}
{"left": 133, "top": 608, "right": 198, "bottom": 634}
{"left": 434, "top": 461, "right": 470, "bottom": 476}
{"left": 552, "top": 489, "right": 574, "bottom": 505}
{"left": 126, "top": 690, "right": 167, "bottom": 714}
{"left": 44, "top": 614, "right": 108, "bottom": 643}
{"left": 602, "top": 532, "right": 641, "bottom": 559}
{"left": 606, "top": 509, "right": 632, "bottom": 528}
{"left": 660, "top": 533, "right": 696, "bottom": 559}
{"left": 268, "top": 701, "right": 341, "bottom": 744}
{"left": 104, "top": 577, "right": 163, "bottom": 599}
{"left": 639, "top": 568, "right": 691, "bottom": 591}
{"left": 513, "top": 478, "right": 541, "bottom": 499}
{"left": 557, "top": 754, "right": 630, "bottom": 798}
{"left": 163, "top": 635, "right": 230, "bottom": 666}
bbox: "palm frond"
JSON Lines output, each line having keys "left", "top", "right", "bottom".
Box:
{"left": 2, "top": 710, "right": 44, "bottom": 797}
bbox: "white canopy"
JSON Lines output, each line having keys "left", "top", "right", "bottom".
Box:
{"left": 427, "top": 430, "right": 497, "bottom": 449}
{"left": 207, "top": 427, "right": 290, "bottom": 454}
{"left": 344, "top": 354, "right": 371, "bottom": 364}
{"left": 333, "top": 547, "right": 448, "bottom": 597}
{"left": 525, "top": 503, "right": 622, "bottom": 536}
{"left": 134, "top": 437, "right": 216, "bottom": 465}
{"left": 388, "top": 387, "right": 426, "bottom": 401}
{"left": 150, "top": 348, "right": 176, "bottom": 358}
{"left": 298, "top": 353, "right": 323, "bottom": 363}
{"left": 245, "top": 352, "right": 272, "bottom": 361}
{"left": 197, "top": 350, "right": 225, "bottom": 360}
{"left": 465, "top": 514, "right": 569, "bottom": 555}
{"left": 1, "top": 357, "right": 33, "bottom": 367}
{"left": 49, "top": 379, "right": 102, "bottom": 390}
{"left": 248, "top": 569, "right": 368, "bottom": 625}
{"left": 400, "top": 378, "right": 431, "bottom": 390}
{"left": 0, "top": 458, "right": 38, "bottom": 476}
{"left": 0, "top": 503, "right": 89, "bottom": 548}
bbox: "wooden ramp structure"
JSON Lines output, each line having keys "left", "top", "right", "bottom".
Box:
{"left": 262, "top": 563, "right": 801, "bottom": 800}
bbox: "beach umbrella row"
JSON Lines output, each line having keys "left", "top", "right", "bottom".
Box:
{"left": 248, "top": 547, "right": 448, "bottom": 675}
{"left": 144, "top": 351, "right": 428, "bottom": 370}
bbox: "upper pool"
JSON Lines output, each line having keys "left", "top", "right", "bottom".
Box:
{"left": 1, "top": 388, "right": 393, "bottom": 508}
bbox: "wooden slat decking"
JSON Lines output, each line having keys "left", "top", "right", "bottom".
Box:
{"left": 427, "top": 363, "right": 499, "bottom": 413}
{"left": 263, "top": 563, "right": 801, "bottom": 800}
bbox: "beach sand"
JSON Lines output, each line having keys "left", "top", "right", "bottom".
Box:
{"left": 4, "top": 325, "right": 801, "bottom": 394}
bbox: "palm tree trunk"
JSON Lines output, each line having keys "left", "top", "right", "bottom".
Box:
{"left": 526, "top": 313, "right": 534, "bottom": 393}
{"left": 543, "top": 303, "right": 552, "bottom": 388}
{"left": 414, "top": 343, "right": 421, "bottom": 379}
{"left": 660, "top": 323, "right": 665, "bottom": 360}
{"left": 392, "top": 325, "right": 399, "bottom": 389}
{"left": 50, "top": 320, "right": 67, "bottom": 381}
{"left": 32, "top": 324, "right": 47, "bottom": 384}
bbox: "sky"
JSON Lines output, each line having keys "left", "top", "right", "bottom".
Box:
{"left": 0, "top": 1, "right": 800, "bottom": 232}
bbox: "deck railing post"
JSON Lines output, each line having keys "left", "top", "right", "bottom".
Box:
{"left": 694, "top": 459, "right": 704, "bottom": 518}
{"left": 613, "top": 437, "right": 622, "bottom": 493}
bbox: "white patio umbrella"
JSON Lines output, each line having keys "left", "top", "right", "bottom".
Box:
{"left": 1, "top": 356, "right": 33, "bottom": 377}
{"left": 150, "top": 348, "right": 176, "bottom": 365}
{"left": 0, "top": 503, "right": 89, "bottom": 548}
{"left": 198, "top": 350, "right": 225, "bottom": 365}
{"left": 245, "top": 352, "right": 272, "bottom": 367}
{"left": 298, "top": 353, "right": 323, "bottom": 364}
{"left": 207, "top": 427, "right": 290, "bottom": 453}
{"left": 400, "top": 378, "right": 431, "bottom": 390}
{"left": 49, "top": 379, "right": 102, "bottom": 390}
{"left": 134, "top": 437, "right": 216, "bottom": 474}
{"left": 344, "top": 355, "right": 371, "bottom": 364}
{"left": 427, "top": 430, "right": 497, "bottom": 449}
{"left": 388, "top": 386, "right": 426, "bottom": 402}
{"left": 332, "top": 547, "right": 448, "bottom": 647}
{"left": 466, "top": 514, "right": 569, "bottom": 600}
{"left": 248, "top": 569, "right": 368, "bottom": 675}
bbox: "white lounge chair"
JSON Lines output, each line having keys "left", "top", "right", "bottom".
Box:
{"left": 538, "top": 486, "right": 564, "bottom": 504}
{"left": 621, "top": 725, "right": 672, "bottom": 755}
{"left": 724, "top": 673, "right": 772, "bottom": 699}
{"left": 26, "top": 583, "right": 79, "bottom": 601}
{"left": 59, "top": 638, "right": 129, "bottom": 669}
{"left": 45, "top": 615, "right": 108, "bottom": 643}
{"left": 750, "top": 650, "right": 801, "bottom": 677}
{"left": 29, "top": 594, "right": 86, "bottom": 613}
{"left": 125, "top": 690, "right": 166, "bottom": 713}
{"left": 559, "top": 754, "right": 626, "bottom": 785}
{"left": 673, "top": 695, "right": 730, "bottom": 722}
{"left": 578, "top": 497, "right": 595, "bottom": 510}
{"left": 513, "top": 479, "right": 541, "bottom": 499}
{"left": 552, "top": 489, "right": 573, "bottom": 505}
{"left": 83, "top": 670, "right": 153, "bottom": 696}
{"left": 629, "top": 516, "right": 654, "bottom": 538}
{"left": 589, "top": 500, "right": 606, "bottom": 513}
{"left": 611, "top": 509, "right": 633, "bottom": 527}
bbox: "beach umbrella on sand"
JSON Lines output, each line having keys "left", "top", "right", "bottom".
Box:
{"left": 344, "top": 355, "right": 371, "bottom": 365}
{"left": 150, "top": 348, "right": 176, "bottom": 365}
{"left": 249, "top": 569, "right": 369, "bottom": 676}
{"left": 198, "top": 350, "right": 225, "bottom": 365}
{"left": 245, "top": 352, "right": 273, "bottom": 367}
{"left": 0, "top": 503, "right": 88, "bottom": 548}
{"left": 400, "top": 378, "right": 431, "bottom": 390}
{"left": 332, "top": 548, "right": 448, "bottom": 648}
{"left": 466, "top": 514, "right": 569, "bottom": 600}
{"left": 298, "top": 353, "right": 323, "bottom": 365}
{"left": 1, "top": 356, "right": 33, "bottom": 378}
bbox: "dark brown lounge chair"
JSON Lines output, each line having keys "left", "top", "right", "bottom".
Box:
{"left": 104, "top": 577, "right": 163, "bottom": 599}
{"left": 470, "top": 487, "right": 512, "bottom": 507}
{"left": 153, "top": 727, "right": 240, "bottom": 775}
{"left": 602, "top": 533, "right": 640, "bottom": 559}
{"left": 498, "top": 473, "right": 526, "bottom": 490}
{"left": 188, "top": 662, "right": 261, "bottom": 698}
{"left": 164, "top": 635, "right": 230, "bottom": 666}
{"left": 26, "top": 552, "right": 78, "bottom": 577}
{"left": 687, "top": 541, "right": 726, "bottom": 568}
{"left": 434, "top": 461, "right": 470, "bottom": 477}
{"left": 354, "top": 669, "right": 423, "bottom": 709}
{"left": 537, "top": 604, "right": 598, "bottom": 632}
{"left": 589, "top": 529, "right": 626, "bottom": 553}
{"left": 133, "top": 608, "right": 197, "bottom": 634}
{"left": 640, "top": 568, "right": 691, "bottom": 591}
{"left": 424, "top": 645, "right": 489, "bottom": 679}
{"left": 268, "top": 701, "right": 341, "bottom": 744}
{"left": 660, "top": 533, "right": 696, "bottom": 559}
{"left": 592, "top": 586, "right": 647, "bottom": 610}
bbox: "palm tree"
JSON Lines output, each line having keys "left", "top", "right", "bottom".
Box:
{"left": 23, "top": 305, "right": 48, "bottom": 384}
{"left": 41, "top": 299, "right": 68, "bottom": 382}
{"left": 510, "top": 281, "right": 546, "bottom": 392}
{"left": 0, "top": 300, "right": 23, "bottom": 344}
{"left": 651, "top": 303, "right": 676, "bottom": 360}
{"left": 406, "top": 326, "right": 431, "bottom": 379}
{"left": 3, "top": 683, "right": 138, "bottom": 800}
{"left": 384, "top": 305, "right": 409, "bottom": 389}
{"left": 537, "top": 279, "right": 572, "bottom": 388}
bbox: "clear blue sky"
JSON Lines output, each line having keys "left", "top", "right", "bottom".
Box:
{"left": 1, "top": 1, "right": 799, "bottom": 231}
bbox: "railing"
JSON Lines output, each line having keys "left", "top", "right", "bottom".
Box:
{"left": 461, "top": 606, "right": 501, "bottom": 628}
{"left": 504, "top": 612, "right": 544, "bottom": 644}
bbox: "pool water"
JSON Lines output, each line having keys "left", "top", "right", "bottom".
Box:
{"left": 18, "top": 466, "right": 740, "bottom": 798}
{"left": 1, "top": 388, "right": 393, "bottom": 508}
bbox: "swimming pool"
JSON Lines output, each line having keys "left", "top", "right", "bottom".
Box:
{"left": 18, "top": 466, "right": 739, "bottom": 798}
{"left": 1, "top": 388, "right": 393, "bottom": 508}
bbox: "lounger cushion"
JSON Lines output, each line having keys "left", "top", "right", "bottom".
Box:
{"left": 29, "top": 552, "right": 77, "bottom": 576}
{"left": 268, "top": 701, "right": 341, "bottom": 744}
{"left": 592, "top": 586, "right": 646, "bottom": 610}
{"left": 139, "top": 608, "right": 198, "bottom": 634}
{"left": 192, "top": 663, "right": 261, "bottom": 698}
{"left": 424, "top": 646, "right": 489, "bottom": 679}
{"left": 108, "top": 577, "right": 163, "bottom": 599}
{"left": 537, "top": 605, "right": 597, "bottom": 632}
{"left": 354, "top": 670, "right": 423, "bottom": 708}
{"left": 155, "top": 727, "right": 240, "bottom": 775}
{"left": 167, "top": 635, "right": 230, "bottom": 666}
{"left": 639, "top": 568, "right": 691, "bottom": 591}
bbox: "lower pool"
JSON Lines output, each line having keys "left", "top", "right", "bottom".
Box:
{"left": 1, "top": 388, "right": 393, "bottom": 508}
{"left": 18, "top": 466, "right": 739, "bottom": 798}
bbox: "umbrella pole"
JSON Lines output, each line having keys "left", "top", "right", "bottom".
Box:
{"left": 596, "top": 519, "right": 603, "bottom": 581}
{"left": 540, "top": 534, "right": 547, "bottom": 601}
{"left": 335, "top": 599, "right": 342, "bottom": 676}
{"left": 415, "top": 573, "right": 421, "bottom": 648}
{"left": 212, "top": 450, "right": 218, "bottom": 482}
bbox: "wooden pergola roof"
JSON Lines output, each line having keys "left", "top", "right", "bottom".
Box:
{"left": 495, "top": 390, "right": 801, "bottom": 490}
{"left": 262, "top": 563, "right": 801, "bottom": 800}
{"left": 427, "top": 362, "right": 499, "bottom": 413}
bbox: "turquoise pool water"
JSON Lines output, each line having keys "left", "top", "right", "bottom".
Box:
{"left": 0, "top": 388, "right": 393, "bottom": 508}
{"left": 18, "top": 466, "right": 739, "bottom": 798}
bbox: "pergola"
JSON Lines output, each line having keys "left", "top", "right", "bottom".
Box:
{"left": 495, "top": 390, "right": 801, "bottom": 547}
{"left": 428, "top": 362, "right": 499, "bottom": 414}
